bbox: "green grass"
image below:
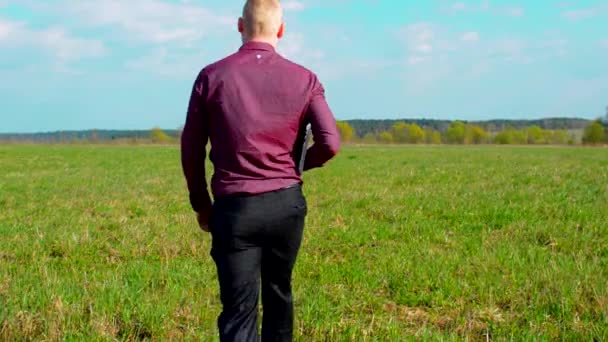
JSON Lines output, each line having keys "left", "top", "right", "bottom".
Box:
{"left": 1, "top": 145, "right": 607, "bottom": 341}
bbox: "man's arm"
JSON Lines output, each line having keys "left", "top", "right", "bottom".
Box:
{"left": 181, "top": 73, "right": 212, "bottom": 214}
{"left": 303, "top": 76, "right": 340, "bottom": 171}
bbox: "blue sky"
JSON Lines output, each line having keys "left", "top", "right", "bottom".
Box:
{"left": 1, "top": 0, "right": 607, "bottom": 132}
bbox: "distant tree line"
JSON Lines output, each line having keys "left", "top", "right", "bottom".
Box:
{"left": 1, "top": 117, "right": 605, "bottom": 146}
{"left": 346, "top": 118, "right": 590, "bottom": 138}
{"left": 582, "top": 120, "right": 607, "bottom": 145}
{"left": 0, "top": 129, "right": 181, "bottom": 144}
{"left": 336, "top": 118, "right": 607, "bottom": 146}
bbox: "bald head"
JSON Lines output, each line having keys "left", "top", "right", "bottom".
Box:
{"left": 239, "top": 0, "right": 284, "bottom": 44}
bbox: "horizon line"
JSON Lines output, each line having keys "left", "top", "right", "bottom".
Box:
{"left": 0, "top": 116, "right": 595, "bottom": 135}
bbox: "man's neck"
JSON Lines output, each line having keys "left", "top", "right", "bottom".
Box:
{"left": 242, "top": 37, "right": 278, "bottom": 49}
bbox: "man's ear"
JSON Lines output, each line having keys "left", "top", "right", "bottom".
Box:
{"left": 277, "top": 22, "right": 285, "bottom": 39}
{"left": 238, "top": 17, "right": 244, "bottom": 33}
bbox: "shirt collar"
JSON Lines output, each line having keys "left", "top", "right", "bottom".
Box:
{"left": 239, "top": 41, "right": 276, "bottom": 52}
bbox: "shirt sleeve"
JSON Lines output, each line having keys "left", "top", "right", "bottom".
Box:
{"left": 181, "top": 72, "right": 212, "bottom": 213}
{"left": 303, "top": 75, "right": 340, "bottom": 171}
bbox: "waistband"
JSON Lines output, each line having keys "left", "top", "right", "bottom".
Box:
{"left": 214, "top": 183, "right": 302, "bottom": 202}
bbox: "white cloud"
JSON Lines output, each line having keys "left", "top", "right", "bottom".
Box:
{"left": 400, "top": 23, "right": 436, "bottom": 56}
{"left": 0, "top": 18, "right": 105, "bottom": 63}
{"left": 450, "top": 2, "right": 467, "bottom": 11}
{"left": 407, "top": 56, "right": 427, "bottom": 65}
{"left": 126, "top": 47, "right": 207, "bottom": 78}
{"left": 461, "top": 31, "right": 480, "bottom": 43}
{"left": 502, "top": 7, "right": 525, "bottom": 17}
{"left": 488, "top": 37, "right": 570, "bottom": 63}
{"left": 416, "top": 43, "right": 433, "bottom": 53}
{"left": 449, "top": 1, "right": 490, "bottom": 13}
{"left": 0, "top": 19, "right": 18, "bottom": 40}
{"left": 1, "top": 0, "right": 234, "bottom": 76}
{"left": 561, "top": 8, "right": 598, "bottom": 20}
{"left": 559, "top": 2, "right": 608, "bottom": 21}
{"left": 398, "top": 20, "right": 573, "bottom": 89}
{"left": 278, "top": 32, "right": 305, "bottom": 59}
{"left": 396, "top": 20, "right": 574, "bottom": 91}
{"left": 282, "top": 0, "right": 305, "bottom": 12}
{"left": 486, "top": 38, "right": 530, "bottom": 64}
{"left": 41, "top": 28, "right": 106, "bottom": 61}
{"left": 276, "top": 31, "right": 376, "bottom": 82}
{"left": 278, "top": 32, "right": 324, "bottom": 63}
{"left": 447, "top": 2, "right": 523, "bottom": 17}
{"left": 399, "top": 23, "right": 464, "bottom": 88}
{"left": 539, "top": 38, "right": 568, "bottom": 57}
{"left": 43, "top": 0, "right": 232, "bottom": 46}
{"left": 400, "top": 23, "right": 478, "bottom": 67}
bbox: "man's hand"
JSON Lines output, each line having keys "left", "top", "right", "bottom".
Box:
{"left": 196, "top": 206, "right": 212, "bottom": 233}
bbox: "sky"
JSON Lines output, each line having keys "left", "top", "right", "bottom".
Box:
{"left": 1, "top": 0, "right": 607, "bottom": 133}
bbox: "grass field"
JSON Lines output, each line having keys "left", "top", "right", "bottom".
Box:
{"left": 1, "top": 145, "right": 607, "bottom": 341}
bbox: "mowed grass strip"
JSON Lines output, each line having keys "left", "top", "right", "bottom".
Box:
{"left": 0, "top": 145, "right": 607, "bottom": 341}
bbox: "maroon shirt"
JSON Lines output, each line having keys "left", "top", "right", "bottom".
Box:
{"left": 181, "top": 41, "right": 340, "bottom": 212}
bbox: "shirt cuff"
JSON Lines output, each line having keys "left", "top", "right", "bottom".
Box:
{"left": 189, "top": 192, "right": 212, "bottom": 213}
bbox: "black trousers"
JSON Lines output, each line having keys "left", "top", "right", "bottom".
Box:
{"left": 210, "top": 185, "right": 307, "bottom": 342}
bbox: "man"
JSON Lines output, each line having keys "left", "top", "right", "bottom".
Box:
{"left": 180, "top": 0, "right": 340, "bottom": 341}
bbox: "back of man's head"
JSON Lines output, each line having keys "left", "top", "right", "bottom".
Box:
{"left": 241, "top": 0, "right": 283, "bottom": 40}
